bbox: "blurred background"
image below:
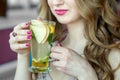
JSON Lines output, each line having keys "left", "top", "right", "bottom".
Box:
{"left": 0, "top": 0, "right": 120, "bottom": 80}
{"left": 0, "top": 0, "right": 39, "bottom": 80}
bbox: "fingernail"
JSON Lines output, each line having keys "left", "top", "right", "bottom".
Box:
{"left": 27, "top": 30, "right": 32, "bottom": 35}
{"left": 26, "top": 43, "right": 30, "bottom": 47}
{"left": 27, "top": 35, "right": 32, "bottom": 40}
{"left": 26, "top": 22, "right": 30, "bottom": 25}
{"left": 25, "top": 22, "right": 30, "bottom": 28}
{"left": 57, "top": 43, "right": 62, "bottom": 46}
{"left": 37, "top": 17, "right": 43, "bottom": 21}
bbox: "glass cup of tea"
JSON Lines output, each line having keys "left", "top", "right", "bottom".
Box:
{"left": 29, "top": 20, "right": 56, "bottom": 73}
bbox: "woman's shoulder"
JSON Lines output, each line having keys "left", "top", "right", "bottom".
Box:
{"left": 108, "top": 48, "right": 120, "bottom": 70}
{"left": 108, "top": 48, "right": 120, "bottom": 79}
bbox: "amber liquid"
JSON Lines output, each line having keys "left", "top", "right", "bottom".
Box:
{"left": 32, "top": 58, "right": 49, "bottom": 72}
{"left": 32, "top": 60, "right": 48, "bottom": 68}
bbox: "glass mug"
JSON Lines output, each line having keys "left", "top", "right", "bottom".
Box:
{"left": 29, "top": 20, "right": 56, "bottom": 73}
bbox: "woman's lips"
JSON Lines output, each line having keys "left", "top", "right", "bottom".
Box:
{"left": 55, "top": 9, "right": 68, "bottom": 15}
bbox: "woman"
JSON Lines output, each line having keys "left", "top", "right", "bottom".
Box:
{"left": 9, "top": 0, "right": 120, "bottom": 80}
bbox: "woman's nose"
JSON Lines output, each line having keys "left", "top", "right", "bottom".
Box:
{"left": 52, "top": 0, "right": 64, "bottom": 6}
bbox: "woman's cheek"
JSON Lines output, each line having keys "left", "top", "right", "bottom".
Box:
{"left": 47, "top": 0, "right": 52, "bottom": 7}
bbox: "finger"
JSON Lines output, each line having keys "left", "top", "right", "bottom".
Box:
{"left": 51, "top": 46, "right": 69, "bottom": 54}
{"left": 52, "top": 60, "right": 67, "bottom": 68}
{"left": 50, "top": 52, "right": 64, "bottom": 60}
{"left": 12, "top": 43, "right": 30, "bottom": 50}
{"left": 56, "top": 67, "right": 66, "bottom": 73}
{"left": 9, "top": 35, "right": 32, "bottom": 44}
{"left": 14, "top": 22, "right": 30, "bottom": 31}
{"left": 9, "top": 30, "right": 31, "bottom": 38}
{"left": 9, "top": 31, "right": 14, "bottom": 38}
{"left": 15, "top": 35, "right": 32, "bottom": 42}
{"left": 16, "top": 30, "right": 32, "bottom": 36}
{"left": 37, "top": 17, "right": 43, "bottom": 21}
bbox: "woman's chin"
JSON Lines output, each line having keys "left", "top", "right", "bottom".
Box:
{"left": 57, "top": 19, "right": 70, "bottom": 24}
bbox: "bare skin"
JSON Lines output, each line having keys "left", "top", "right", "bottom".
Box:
{"left": 9, "top": 0, "right": 120, "bottom": 80}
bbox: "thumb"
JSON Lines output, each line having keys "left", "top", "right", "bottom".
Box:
{"left": 37, "top": 17, "right": 43, "bottom": 21}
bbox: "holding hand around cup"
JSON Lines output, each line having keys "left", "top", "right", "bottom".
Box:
{"left": 9, "top": 22, "right": 32, "bottom": 55}
{"left": 50, "top": 45, "right": 98, "bottom": 79}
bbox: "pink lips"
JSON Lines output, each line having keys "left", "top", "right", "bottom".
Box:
{"left": 55, "top": 9, "right": 68, "bottom": 15}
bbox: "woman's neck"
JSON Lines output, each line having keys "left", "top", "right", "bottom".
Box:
{"left": 61, "top": 19, "right": 87, "bottom": 55}
{"left": 66, "top": 19, "right": 85, "bottom": 43}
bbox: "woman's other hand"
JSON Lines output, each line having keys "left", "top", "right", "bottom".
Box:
{"left": 9, "top": 22, "right": 32, "bottom": 55}
{"left": 50, "top": 46, "right": 98, "bottom": 80}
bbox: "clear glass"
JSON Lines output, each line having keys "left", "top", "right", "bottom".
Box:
{"left": 31, "top": 40, "right": 51, "bottom": 73}
{"left": 29, "top": 20, "right": 56, "bottom": 80}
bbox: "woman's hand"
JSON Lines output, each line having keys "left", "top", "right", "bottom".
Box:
{"left": 9, "top": 22, "right": 32, "bottom": 55}
{"left": 50, "top": 46, "right": 98, "bottom": 80}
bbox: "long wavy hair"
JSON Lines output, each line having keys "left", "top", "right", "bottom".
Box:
{"left": 38, "top": 0, "right": 120, "bottom": 80}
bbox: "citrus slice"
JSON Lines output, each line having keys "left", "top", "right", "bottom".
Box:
{"left": 31, "top": 20, "right": 43, "bottom": 27}
{"left": 41, "top": 24, "right": 50, "bottom": 43}
{"left": 49, "top": 25, "right": 55, "bottom": 33}
{"left": 32, "top": 58, "right": 38, "bottom": 62}
{"left": 38, "top": 56, "right": 49, "bottom": 62}
{"left": 30, "top": 20, "right": 49, "bottom": 44}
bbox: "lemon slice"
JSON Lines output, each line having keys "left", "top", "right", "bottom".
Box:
{"left": 32, "top": 58, "right": 38, "bottom": 62}
{"left": 31, "top": 20, "right": 43, "bottom": 27}
{"left": 41, "top": 24, "right": 50, "bottom": 43}
{"left": 30, "top": 20, "right": 49, "bottom": 44}
{"left": 38, "top": 56, "right": 49, "bottom": 62}
{"left": 49, "top": 25, "right": 55, "bottom": 33}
